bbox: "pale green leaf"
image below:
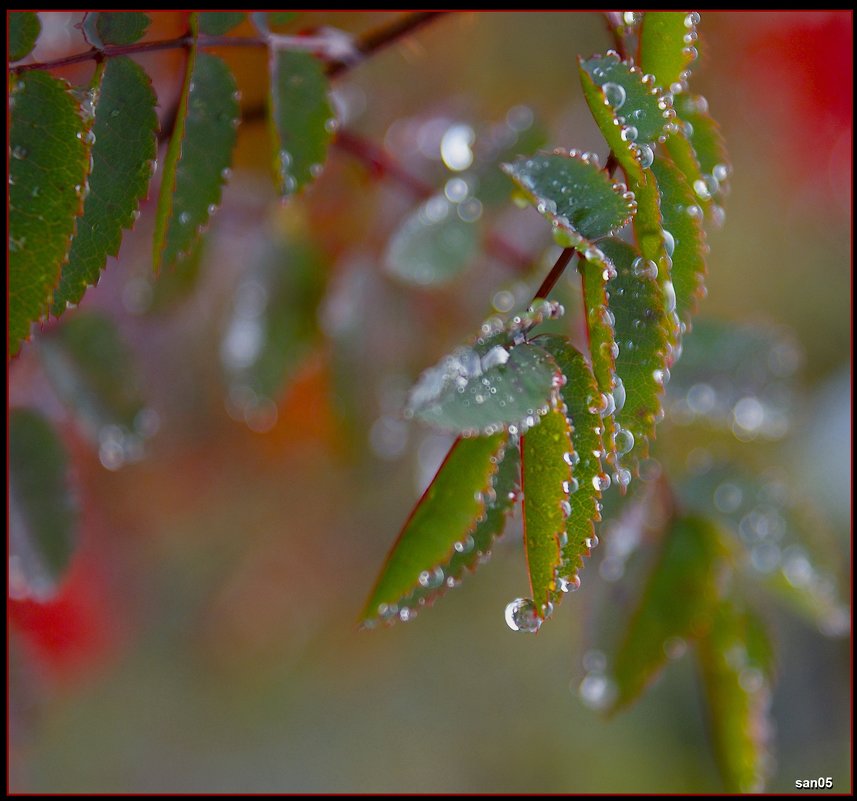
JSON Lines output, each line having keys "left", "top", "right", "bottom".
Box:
{"left": 406, "top": 341, "right": 561, "bottom": 436}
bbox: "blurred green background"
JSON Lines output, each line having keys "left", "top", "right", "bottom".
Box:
{"left": 9, "top": 11, "right": 851, "bottom": 793}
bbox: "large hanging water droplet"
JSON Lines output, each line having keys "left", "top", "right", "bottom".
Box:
{"left": 504, "top": 597, "right": 542, "bottom": 633}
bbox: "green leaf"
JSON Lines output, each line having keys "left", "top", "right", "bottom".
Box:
{"left": 502, "top": 151, "right": 635, "bottom": 245}
{"left": 268, "top": 50, "right": 335, "bottom": 196}
{"left": 639, "top": 12, "right": 700, "bottom": 93}
{"left": 672, "top": 93, "right": 731, "bottom": 208}
{"left": 361, "top": 432, "right": 509, "bottom": 625}
{"left": 697, "top": 602, "right": 775, "bottom": 793}
{"left": 599, "top": 237, "right": 671, "bottom": 468}
{"left": 666, "top": 319, "right": 799, "bottom": 439}
{"left": 579, "top": 52, "right": 675, "bottom": 151}
{"left": 52, "top": 57, "right": 158, "bottom": 315}
{"left": 384, "top": 195, "right": 479, "bottom": 286}
{"left": 82, "top": 12, "right": 150, "bottom": 48}
{"left": 535, "top": 337, "right": 608, "bottom": 590}
{"left": 611, "top": 514, "right": 731, "bottom": 711}
{"left": 9, "top": 11, "right": 41, "bottom": 62}
{"left": 37, "top": 312, "right": 152, "bottom": 468}
{"left": 522, "top": 407, "right": 571, "bottom": 613}
{"left": 221, "top": 234, "right": 328, "bottom": 416}
{"left": 198, "top": 12, "right": 246, "bottom": 36}
{"left": 9, "top": 71, "right": 90, "bottom": 357}
{"left": 578, "top": 62, "right": 644, "bottom": 184}
{"left": 649, "top": 156, "right": 707, "bottom": 328}
{"left": 628, "top": 170, "right": 682, "bottom": 349}
{"left": 9, "top": 409, "right": 78, "bottom": 601}
{"left": 153, "top": 50, "right": 239, "bottom": 272}
{"left": 406, "top": 340, "right": 561, "bottom": 436}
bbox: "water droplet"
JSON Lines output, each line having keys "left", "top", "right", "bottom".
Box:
{"left": 418, "top": 565, "right": 444, "bottom": 589}
{"left": 603, "top": 82, "right": 626, "bottom": 110}
{"left": 613, "top": 378, "right": 626, "bottom": 413}
{"left": 614, "top": 427, "right": 635, "bottom": 455}
{"left": 632, "top": 256, "right": 658, "bottom": 280}
{"left": 713, "top": 163, "right": 731, "bottom": 182}
{"left": 637, "top": 144, "right": 654, "bottom": 169}
{"left": 504, "top": 597, "right": 541, "bottom": 633}
{"left": 11, "top": 145, "right": 27, "bottom": 159}
{"left": 207, "top": 203, "right": 217, "bottom": 216}
{"left": 663, "top": 280, "right": 677, "bottom": 313}
{"left": 179, "top": 211, "right": 191, "bottom": 225}
{"left": 454, "top": 535, "right": 475, "bottom": 554}
{"left": 693, "top": 178, "right": 712, "bottom": 201}
{"left": 685, "top": 11, "right": 700, "bottom": 27}
{"left": 592, "top": 473, "right": 611, "bottom": 492}
{"left": 613, "top": 468, "right": 632, "bottom": 489}
{"left": 662, "top": 229, "right": 675, "bottom": 257}
{"left": 620, "top": 125, "right": 638, "bottom": 143}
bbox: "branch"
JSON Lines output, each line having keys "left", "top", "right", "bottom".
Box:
{"left": 10, "top": 11, "right": 448, "bottom": 75}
